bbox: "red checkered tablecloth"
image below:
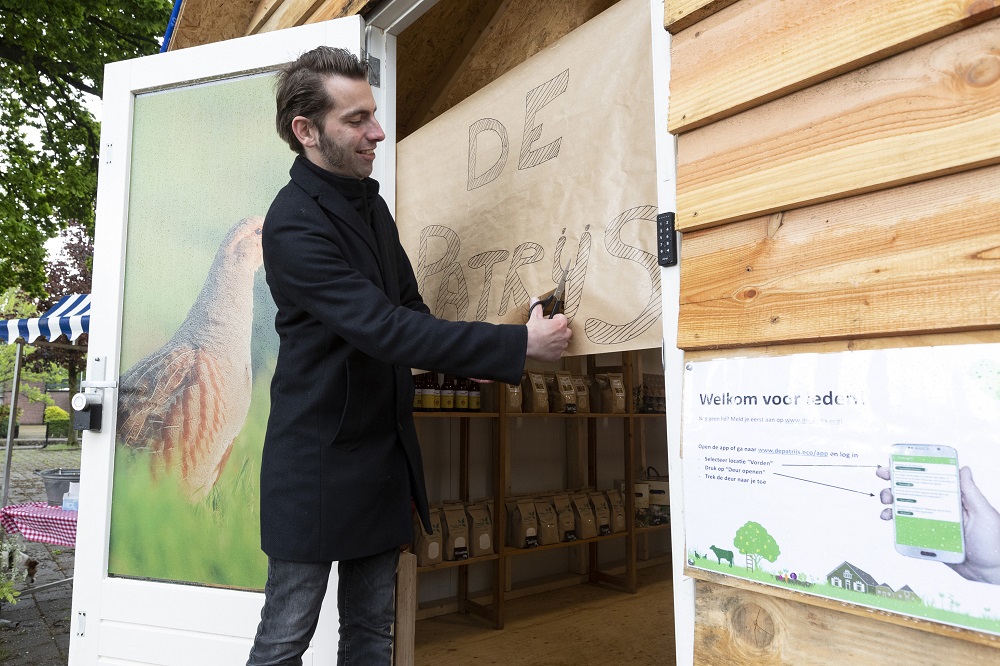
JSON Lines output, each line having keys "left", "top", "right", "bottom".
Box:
{"left": 0, "top": 501, "right": 77, "bottom": 548}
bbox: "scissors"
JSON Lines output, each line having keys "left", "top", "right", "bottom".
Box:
{"left": 528, "top": 260, "right": 571, "bottom": 319}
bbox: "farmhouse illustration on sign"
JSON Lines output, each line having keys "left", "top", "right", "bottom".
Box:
{"left": 683, "top": 347, "right": 1000, "bottom": 635}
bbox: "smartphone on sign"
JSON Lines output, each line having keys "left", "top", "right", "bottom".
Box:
{"left": 889, "top": 443, "right": 965, "bottom": 564}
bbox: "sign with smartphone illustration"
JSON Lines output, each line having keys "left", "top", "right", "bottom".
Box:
{"left": 889, "top": 444, "right": 965, "bottom": 563}
{"left": 681, "top": 344, "right": 1000, "bottom": 636}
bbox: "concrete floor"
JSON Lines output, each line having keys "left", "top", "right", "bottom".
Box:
{"left": 0, "top": 445, "right": 676, "bottom": 665}
{"left": 0, "top": 445, "right": 80, "bottom": 666}
{"left": 415, "top": 563, "right": 676, "bottom": 665}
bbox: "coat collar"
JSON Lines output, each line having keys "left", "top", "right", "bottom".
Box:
{"left": 289, "top": 155, "right": 380, "bottom": 259}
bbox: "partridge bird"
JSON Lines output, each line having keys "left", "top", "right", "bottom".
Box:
{"left": 117, "top": 216, "right": 264, "bottom": 501}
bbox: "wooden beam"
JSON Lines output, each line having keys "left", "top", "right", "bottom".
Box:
{"left": 247, "top": 0, "right": 374, "bottom": 37}
{"left": 669, "top": 0, "right": 1000, "bottom": 133}
{"left": 393, "top": 552, "right": 417, "bottom": 666}
{"left": 309, "top": 0, "right": 378, "bottom": 23}
{"left": 408, "top": 0, "right": 513, "bottom": 129}
{"left": 169, "top": 0, "right": 259, "bottom": 50}
{"left": 692, "top": 578, "right": 1000, "bottom": 660}
{"left": 683, "top": 331, "right": 1000, "bottom": 363}
{"left": 246, "top": 0, "right": 282, "bottom": 36}
{"left": 664, "top": 0, "right": 739, "bottom": 34}
{"left": 676, "top": 18, "right": 1000, "bottom": 232}
{"left": 255, "top": 0, "right": 327, "bottom": 33}
{"left": 677, "top": 166, "right": 1000, "bottom": 350}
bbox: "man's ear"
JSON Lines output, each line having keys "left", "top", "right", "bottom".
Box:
{"left": 291, "top": 116, "right": 318, "bottom": 150}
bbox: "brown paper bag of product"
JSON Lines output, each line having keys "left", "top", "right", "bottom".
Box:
{"left": 508, "top": 498, "right": 539, "bottom": 548}
{"left": 552, "top": 493, "right": 577, "bottom": 542}
{"left": 534, "top": 497, "right": 560, "bottom": 545}
{"left": 593, "top": 374, "right": 610, "bottom": 414}
{"left": 645, "top": 466, "right": 669, "bottom": 526}
{"left": 588, "top": 491, "right": 613, "bottom": 536}
{"left": 466, "top": 502, "right": 494, "bottom": 557}
{"left": 573, "top": 375, "right": 591, "bottom": 414}
{"left": 571, "top": 494, "right": 598, "bottom": 539}
{"left": 521, "top": 371, "right": 549, "bottom": 413}
{"left": 505, "top": 381, "right": 522, "bottom": 413}
{"left": 441, "top": 504, "right": 470, "bottom": 561}
{"left": 605, "top": 488, "right": 627, "bottom": 534}
{"left": 413, "top": 508, "right": 443, "bottom": 566}
{"left": 546, "top": 371, "right": 578, "bottom": 414}
{"left": 632, "top": 482, "right": 651, "bottom": 527}
{"left": 598, "top": 372, "right": 626, "bottom": 413}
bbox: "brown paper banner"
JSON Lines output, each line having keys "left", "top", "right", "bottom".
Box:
{"left": 397, "top": 0, "right": 660, "bottom": 357}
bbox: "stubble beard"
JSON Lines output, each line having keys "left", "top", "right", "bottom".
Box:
{"left": 317, "top": 129, "right": 371, "bottom": 179}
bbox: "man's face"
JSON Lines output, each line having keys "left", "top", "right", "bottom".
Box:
{"left": 310, "top": 75, "right": 386, "bottom": 179}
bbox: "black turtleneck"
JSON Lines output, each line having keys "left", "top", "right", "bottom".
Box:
{"left": 299, "top": 155, "right": 380, "bottom": 227}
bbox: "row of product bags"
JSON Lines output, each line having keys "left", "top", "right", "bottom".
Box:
{"left": 411, "top": 488, "right": 633, "bottom": 567}
{"left": 505, "top": 371, "right": 628, "bottom": 414}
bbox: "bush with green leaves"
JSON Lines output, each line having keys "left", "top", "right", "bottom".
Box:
{"left": 0, "top": 404, "right": 22, "bottom": 438}
{"left": 45, "top": 405, "right": 71, "bottom": 438}
{"left": 1, "top": 530, "right": 28, "bottom": 605}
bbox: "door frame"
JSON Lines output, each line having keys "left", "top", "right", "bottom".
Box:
{"left": 69, "top": 17, "right": 369, "bottom": 665}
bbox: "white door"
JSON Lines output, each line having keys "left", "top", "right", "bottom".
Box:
{"left": 69, "top": 17, "right": 379, "bottom": 665}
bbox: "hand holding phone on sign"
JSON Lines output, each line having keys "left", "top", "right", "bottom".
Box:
{"left": 877, "top": 445, "right": 1000, "bottom": 584}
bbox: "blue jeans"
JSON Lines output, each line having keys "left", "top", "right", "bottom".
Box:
{"left": 247, "top": 548, "right": 400, "bottom": 665}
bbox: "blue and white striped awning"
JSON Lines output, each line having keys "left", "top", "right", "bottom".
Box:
{"left": 1, "top": 294, "right": 91, "bottom": 345}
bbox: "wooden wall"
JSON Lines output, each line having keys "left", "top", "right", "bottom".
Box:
{"left": 667, "top": 0, "right": 1000, "bottom": 662}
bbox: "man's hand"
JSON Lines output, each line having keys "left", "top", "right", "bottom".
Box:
{"left": 525, "top": 298, "right": 572, "bottom": 362}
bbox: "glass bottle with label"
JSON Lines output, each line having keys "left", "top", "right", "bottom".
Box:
{"left": 421, "top": 373, "right": 436, "bottom": 412}
{"left": 440, "top": 374, "right": 456, "bottom": 412}
{"left": 413, "top": 373, "right": 425, "bottom": 412}
{"left": 455, "top": 377, "right": 470, "bottom": 412}
{"left": 430, "top": 373, "right": 442, "bottom": 412}
{"left": 469, "top": 379, "right": 481, "bottom": 412}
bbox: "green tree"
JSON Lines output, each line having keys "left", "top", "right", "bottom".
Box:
{"left": 24, "top": 220, "right": 93, "bottom": 444}
{"left": 1, "top": 288, "right": 68, "bottom": 427}
{"left": 734, "top": 521, "right": 781, "bottom": 572}
{"left": 0, "top": 0, "right": 172, "bottom": 297}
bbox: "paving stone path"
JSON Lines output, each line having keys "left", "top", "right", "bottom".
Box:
{"left": 1, "top": 445, "right": 81, "bottom": 665}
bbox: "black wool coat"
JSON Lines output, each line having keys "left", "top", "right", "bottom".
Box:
{"left": 260, "top": 156, "right": 526, "bottom": 562}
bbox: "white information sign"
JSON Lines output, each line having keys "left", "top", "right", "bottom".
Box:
{"left": 682, "top": 344, "right": 1000, "bottom": 635}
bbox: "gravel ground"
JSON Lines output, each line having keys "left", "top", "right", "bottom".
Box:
{"left": 0, "top": 444, "right": 81, "bottom": 665}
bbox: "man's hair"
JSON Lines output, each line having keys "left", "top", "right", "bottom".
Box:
{"left": 275, "top": 46, "right": 370, "bottom": 154}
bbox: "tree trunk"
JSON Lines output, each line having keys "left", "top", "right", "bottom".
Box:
{"left": 67, "top": 362, "right": 79, "bottom": 446}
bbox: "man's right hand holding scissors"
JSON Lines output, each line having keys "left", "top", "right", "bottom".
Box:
{"left": 525, "top": 261, "right": 573, "bottom": 362}
{"left": 525, "top": 300, "right": 571, "bottom": 362}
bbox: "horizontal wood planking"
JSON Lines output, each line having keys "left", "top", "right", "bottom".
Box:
{"left": 691, "top": 577, "right": 1000, "bottom": 660}
{"left": 677, "top": 166, "right": 1000, "bottom": 350}
{"left": 664, "top": 0, "right": 739, "bottom": 34}
{"left": 675, "top": 19, "right": 1000, "bottom": 232}
{"left": 669, "top": 0, "right": 1000, "bottom": 133}
{"left": 683, "top": 330, "right": 1000, "bottom": 364}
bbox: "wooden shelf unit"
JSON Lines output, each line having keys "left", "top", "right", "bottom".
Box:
{"left": 412, "top": 348, "right": 669, "bottom": 629}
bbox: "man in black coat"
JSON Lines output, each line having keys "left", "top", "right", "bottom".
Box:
{"left": 246, "top": 47, "right": 572, "bottom": 666}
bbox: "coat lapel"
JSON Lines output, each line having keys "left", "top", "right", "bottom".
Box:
{"left": 289, "top": 157, "right": 381, "bottom": 262}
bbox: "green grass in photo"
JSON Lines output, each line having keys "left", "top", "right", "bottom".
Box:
{"left": 108, "top": 370, "right": 272, "bottom": 590}
{"left": 687, "top": 551, "right": 1000, "bottom": 635}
